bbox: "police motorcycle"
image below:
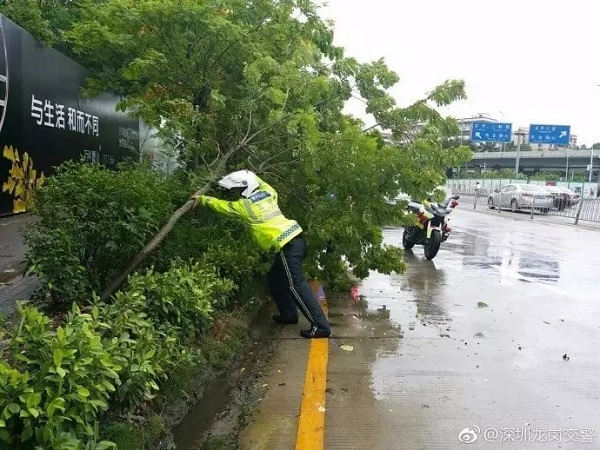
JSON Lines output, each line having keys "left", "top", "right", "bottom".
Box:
{"left": 402, "top": 195, "right": 460, "bottom": 260}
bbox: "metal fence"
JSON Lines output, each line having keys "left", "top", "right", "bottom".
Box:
{"left": 452, "top": 189, "right": 600, "bottom": 224}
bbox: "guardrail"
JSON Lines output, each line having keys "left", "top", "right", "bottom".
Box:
{"left": 470, "top": 150, "right": 597, "bottom": 160}
{"left": 453, "top": 189, "right": 600, "bottom": 224}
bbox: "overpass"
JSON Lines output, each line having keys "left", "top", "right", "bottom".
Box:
{"left": 468, "top": 149, "right": 599, "bottom": 175}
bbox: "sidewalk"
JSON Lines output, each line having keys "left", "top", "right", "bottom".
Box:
{"left": 0, "top": 213, "right": 39, "bottom": 316}
{"left": 238, "top": 282, "right": 402, "bottom": 449}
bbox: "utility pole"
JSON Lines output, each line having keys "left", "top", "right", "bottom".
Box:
{"left": 514, "top": 129, "right": 527, "bottom": 174}
{"left": 589, "top": 148, "right": 594, "bottom": 183}
{"left": 594, "top": 83, "right": 600, "bottom": 182}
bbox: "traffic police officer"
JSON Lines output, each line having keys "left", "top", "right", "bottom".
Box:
{"left": 192, "top": 170, "right": 331, "bottom": 339}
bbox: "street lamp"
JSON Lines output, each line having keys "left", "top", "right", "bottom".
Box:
{"left": 591, "top": 85, "right": 600, "bottom": 183}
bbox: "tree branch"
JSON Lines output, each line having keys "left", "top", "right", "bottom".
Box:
{"left": 262, "top": 158, "right": 300, "bottom": 170}
{"left": 361, "top": 123, "right": 382, "bottom": 133}
{"left": 100, "top": 96, "right": 337, "bottom": 300}
{"left": 258, "top": 146, "right": 294, "bottom": 170}
{"left": 100, "top": 138, "right": 246, "bottom": 301}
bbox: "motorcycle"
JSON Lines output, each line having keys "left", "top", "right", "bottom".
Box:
{"left": 402, "top": 195, "right": 460, "bottom": 260}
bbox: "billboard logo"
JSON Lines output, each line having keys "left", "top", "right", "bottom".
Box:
{"left": 0, "top": 19, "right": 8, "bottom": 134}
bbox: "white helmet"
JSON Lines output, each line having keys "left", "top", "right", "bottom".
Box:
{"left": 218, "top": 170, "right": 259, "bottom": 198}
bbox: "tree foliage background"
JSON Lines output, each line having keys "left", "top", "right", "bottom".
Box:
{"left": 2, "top": 0, "right": 472, "bottom": 288}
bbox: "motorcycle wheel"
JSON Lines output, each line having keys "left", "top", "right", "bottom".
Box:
{"left": 424, "top": 230, "right": 442, "bottom": 260}
{"left": 402, "top": 228, "right": 414, "bottom": 250}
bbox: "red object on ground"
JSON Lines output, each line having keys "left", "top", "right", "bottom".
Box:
{"left": 350, "top": 285, "right": 360, "bottom": 302}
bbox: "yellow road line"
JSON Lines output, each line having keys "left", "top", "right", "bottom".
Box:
{"left": 295, "top": 281, "right": 329, "bottom": 450}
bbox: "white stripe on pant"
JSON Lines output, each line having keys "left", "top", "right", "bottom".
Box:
{"left": 279, "top": 250, "right": 315, "bottom": 323}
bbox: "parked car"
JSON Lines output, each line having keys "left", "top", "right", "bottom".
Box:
{"left": 556, "top": 187, "right": 581, "bottom": 206}
{"left": 543, "top": 186, "right": 570, "bottom": 211}
{"left": 487, "top": 184, "right": 554, "bottom": 213}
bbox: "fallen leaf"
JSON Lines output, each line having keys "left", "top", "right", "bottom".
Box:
{"left": 477, "top": 302, "right": 489, "bottom": 308}
{"left": 318, "top": 406, "right": 326, "bottom": 413}
{"left": 240, "top": 367, "right": 246, "bottom": 373}
{"left": 262, "top": 384, "right": 268, "bottom": 387}
{"left": 340, "top": 345, "right": 354, "bottom": 352}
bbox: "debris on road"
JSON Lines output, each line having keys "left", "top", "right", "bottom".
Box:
{"left": 477, "top": 302, "right": 489, "bottom": 308}
{"left": 340, "top": 345, "right": 354, "bottom": 352}
{"left": 563, "top": 354, "right": 570, "bottom": 361}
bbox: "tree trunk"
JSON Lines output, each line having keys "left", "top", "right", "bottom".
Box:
{"left": 99, "top": 187, "right": 207, "bottom": 301}
{"left": 99, "top": 144, "right": 238, "bottom": 301}
{"left": 99, "top": 109, "right": 290, "bottom": 300}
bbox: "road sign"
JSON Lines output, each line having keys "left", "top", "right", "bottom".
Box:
{"left": 529, "top": 124, "right": 570, "bottom": 145}
{"left": 470, "top": 122, "right": 512, "bottom": 143}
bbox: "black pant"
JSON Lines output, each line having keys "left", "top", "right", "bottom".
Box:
{"left": 267, "top": 236, "right": 330, "bottom": 331}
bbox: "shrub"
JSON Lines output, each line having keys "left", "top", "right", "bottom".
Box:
{"left": 25, "top": 161, "right": 182, "bottom": 305}
{"left": 153, "top": 211, "right": 268, "bottom": 290}
{"left": 1, "top": 304, "right": 120, "bottom": 449}
{"left": 0, "top": 256, "right": 238, "bottom": 448}
{"left": 127, "top": 260, "right": 236, "bottom": 339}
{"left": 100, "top": 289, "right": 195, "bottom": 415}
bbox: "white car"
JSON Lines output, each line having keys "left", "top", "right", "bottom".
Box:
{"left": 487, "top": 184, "right": 554, "bottom": 213}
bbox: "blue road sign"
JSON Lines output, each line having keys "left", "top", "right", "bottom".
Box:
{"left": 471, "top": 122, "right": 512, "bottom": 143}
{"left": 529, "top": 124, "right": 570, "bottom": 145}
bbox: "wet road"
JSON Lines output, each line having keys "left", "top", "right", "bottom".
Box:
{"left": 240, "top": 209, "right": 600, "bottom": 449}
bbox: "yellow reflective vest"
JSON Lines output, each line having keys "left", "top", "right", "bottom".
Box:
{"left": 200, "top": 177, "right": 302, "bottom": 252}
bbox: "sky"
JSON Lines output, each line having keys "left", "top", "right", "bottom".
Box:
{"left": 321, "top": 0, "right": 600, "bottom": 146}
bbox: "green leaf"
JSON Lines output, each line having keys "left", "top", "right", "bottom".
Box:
{"left": 96, "top": 442, "right": 118, "bottom": 450}
{"left": 21, "top": 425, "right": 33, "bottom": 442}
{"left": 77, "top": 387, "right": 90, "bottom": 397}
{"left": 53, "top": 348, "right": 63, "bottom": 368}
{"left": 56, "top": 367, "right": 67, "bottom": 378}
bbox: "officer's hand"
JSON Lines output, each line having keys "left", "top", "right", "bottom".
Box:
{"left": 190, "top": 194, "right": 202, "bottom": 208}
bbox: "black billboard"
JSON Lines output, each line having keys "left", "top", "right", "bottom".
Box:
{"left": 0, "top": 15, "right": 139, "bottom": 216}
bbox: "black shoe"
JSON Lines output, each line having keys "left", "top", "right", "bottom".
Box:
{"left": 300, "top": 325, "right": 331, "bottom": 339}
{"left": 272, "top": 314, "right": 298, "bottom": 325}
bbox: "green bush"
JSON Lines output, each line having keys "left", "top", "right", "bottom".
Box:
{"left": 128, "top": 260, "right": 235, "bottom": 339}
{"left": 153, "top": 212, "right": 268, "bottom": 290}
{"left": 0, "top": 256, "right": 238, "bottom": 448}
{"left": 1, "top": 304, "right": 120, "bottom": 449}
{"left": 26, "top": 161, "right": 183, "bottom": 305}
